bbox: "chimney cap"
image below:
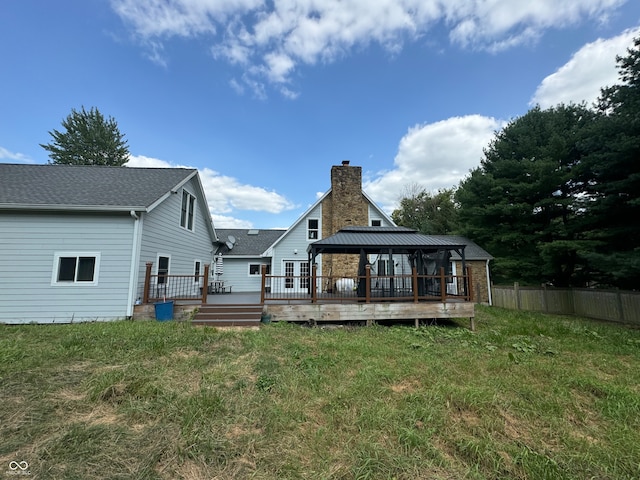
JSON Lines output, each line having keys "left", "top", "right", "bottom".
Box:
{"left": 342, "top": 160, "right": 350, "bottom": 166}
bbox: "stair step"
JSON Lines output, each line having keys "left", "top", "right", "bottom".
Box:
{"left": 193, "top": 303, "right": 263, "bottom": 327}
{"left": 191, "top": 319, "right": 262, "bottom": 327}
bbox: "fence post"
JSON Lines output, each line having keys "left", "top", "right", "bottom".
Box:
{"left": 201, "top": 264, "right": 209, "bottom": 304}
{"left": 514, "top": 282, "right": 521, "bottom": 310}
{"left": 143, "top": 262, "right": 152, "bottom": 304}
{"left": 542, "top": 284, "right": 548, "bottom": 313}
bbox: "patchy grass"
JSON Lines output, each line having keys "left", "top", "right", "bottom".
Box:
{"left": 1, "top": 306, "right": 639, "bottom": 479}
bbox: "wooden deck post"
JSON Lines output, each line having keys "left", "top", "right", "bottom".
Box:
{"left": 261, "top": 265, "right": 267, "bottom": 304}
{"left": 440, "top": 267, "right": 446, "bottom": 303}
{"left": 201, "top": 264, "right": 209, "bottom": 304}
{"left": 143, "top": 262, "right": 152, "bottom": 304}
{"left": 311, "top": 264, "right": 317, "bottom": 304}
{"left": 467, "top": 266, "right": 474, "bottom": 302}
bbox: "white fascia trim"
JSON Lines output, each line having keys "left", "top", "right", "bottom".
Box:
{"left": 362, "top": 189, "right": 396, "bottom": 226}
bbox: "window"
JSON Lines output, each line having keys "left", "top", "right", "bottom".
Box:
{"left": 250, "top": 264, "right": 271, "bottom": 276}
{"left": 52, "top": 253, "right": 100, "bottom": 285}
{"left": 194, "top": 261, "right": 201, "bottom": 283}
{"left": 371, "top": 219, "right": 382, "bottom": 227}
{"left": 180, "top": 190, "right": 196, "bottom": 231}
{"left": 157, "top": 255, "right": 170, "bottom": 284}
{"left": 307, "top": 219, "right": 319, "bottom": 240}
{"left": 299, "top": 262, "right": 310, "bottom": 289}
{"left": 285, "top": 261, "right": 294, "bottom": 289}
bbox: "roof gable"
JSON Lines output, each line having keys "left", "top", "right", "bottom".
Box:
{"left": 0, "top": 164, "right": 197, "bottom": 211}
{"left": 265, "top": 187, "right": 395, "bottom": 253}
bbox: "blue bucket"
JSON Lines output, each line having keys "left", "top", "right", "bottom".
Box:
{"left": 154, "top": 301, "right": 174, "bottom": 321}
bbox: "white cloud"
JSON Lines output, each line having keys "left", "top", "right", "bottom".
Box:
{"left": 125, "top": 154, "right": 295, "bottom": 227}
{"left": 363, "top": 115, "right": 503, "bottom": 213}
{"left": 111, "top": 0, "right": 627, "bottom": 95}
{"left": 211, "top": 214, "right": 253, "bottom": 229}
{"left": 0, "top": 146, "right": 33, "bottom": 163}
{"left": 531, "top": 27, "right": 640, "bottom": 108}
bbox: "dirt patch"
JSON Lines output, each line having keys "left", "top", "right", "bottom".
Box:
{"left": 390, "top": 379, "right": 420, "bottom": 394}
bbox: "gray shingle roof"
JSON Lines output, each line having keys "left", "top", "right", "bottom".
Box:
{"left": 215, "top": 228, "right": 286, "bottom": 256}
{"left": 0, "top": 164, "right": 197, "bottom": 210}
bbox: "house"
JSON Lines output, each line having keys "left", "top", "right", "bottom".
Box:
{"left": 213, "top": 161, "right": 492, "bottom": 304}
{"left": 213, "top": 228, "right": 285, "bottom": 292}
{"left": 261, "top": 161, "right": 396, "bottom": 284}
{"left": 0, "top": 164, "right": 217, "bottom": 324}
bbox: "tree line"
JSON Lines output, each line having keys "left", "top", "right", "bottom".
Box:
{"left": 392, "top": 37, "right": 640, "bottom": 290}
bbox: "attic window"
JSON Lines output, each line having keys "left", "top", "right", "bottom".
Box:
{"left": 180, "top": 190, "right": 196, "bottom": 231}
{"left": 371, "top": 219, "right": 382, "bottom": 227}
{"left": 308, "top": 219, "right": 319, "bottom": 240}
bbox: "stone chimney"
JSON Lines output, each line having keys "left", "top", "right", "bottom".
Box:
{"left": 321, "top": 161, "right": 368, "bottom": 280}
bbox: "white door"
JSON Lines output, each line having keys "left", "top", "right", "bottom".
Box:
{"left": 283, "top": 260, "right": 310, "bottom": 293}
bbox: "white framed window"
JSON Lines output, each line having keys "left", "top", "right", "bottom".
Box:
{"left": 307, "top": 218, "right": 319, "bottom": 240}
{"left": 194, "top": 260, "right": 202, "bottom": 283}
{"left": 249, "top": 263, "right": 270, "bottom": 276}
{"left": 249, "top": 264, "right": 260, "bottom": 276}
{"left": 52, "top": 252, "right": 100, "bottom": 286}
{"left": 371, "top": 219, "right": 382, "bottom": 227}
{"left": 180, "top": 189, "right": 196, "bottom": 231}
{"left": 156, "top": 255, "right": 170, "bottom": 284}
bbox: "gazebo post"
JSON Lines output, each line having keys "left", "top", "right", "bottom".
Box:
{"left": 311, "top": 263, "right": 317, "bottom": 304}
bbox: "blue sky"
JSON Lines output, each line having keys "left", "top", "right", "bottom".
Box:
{"left": 2, "top": 0, "right": 639, "bottom": 229}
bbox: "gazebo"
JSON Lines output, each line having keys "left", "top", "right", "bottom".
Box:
{"left": 307, "top": 226, "right": 469, "bottom": 299}
{"left": 263, "top": 227, "right": 476, "bottom": 328}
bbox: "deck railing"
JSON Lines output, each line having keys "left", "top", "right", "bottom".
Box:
{"left": 142, "top": 262, "right": 210, "bottom": 304}
{"left": 261, "top": 265, "right": 473, "bottom": 304}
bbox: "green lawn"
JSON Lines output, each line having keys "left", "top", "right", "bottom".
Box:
{"left": 1, "top": 306, "right": 639, "bottom": 479}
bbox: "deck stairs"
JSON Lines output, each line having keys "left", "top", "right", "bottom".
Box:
{"left": 192, "top": 304, "right": 263, "bottom": 327}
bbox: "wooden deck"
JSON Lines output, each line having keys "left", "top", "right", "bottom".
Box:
{"left": 265, "top": 299, "right": 475, "bottom": 329}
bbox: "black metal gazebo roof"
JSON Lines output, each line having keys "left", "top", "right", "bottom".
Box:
{"left": 307, "top": 226, "right": 467, "bottom": 262}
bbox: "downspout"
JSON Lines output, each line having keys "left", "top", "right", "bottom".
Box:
{"left": 126, "top": 210, "right": 143, "bottom": 317}
{"left": 486, "top": 259, "right": 493, "bottom": 306}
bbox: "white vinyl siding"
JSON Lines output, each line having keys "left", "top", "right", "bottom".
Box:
{"left": 211, "top": 257, "right": 269, "bottom": 292}
{"left": 0, "top": 212, "right": 133, "bottom": 324}
{"left": 137, "top": 176, "right": 215, "bottom": 300}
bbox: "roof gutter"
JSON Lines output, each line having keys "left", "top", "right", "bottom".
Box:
{"left": 0, "top": 204, "right": 148, "bottom": 212}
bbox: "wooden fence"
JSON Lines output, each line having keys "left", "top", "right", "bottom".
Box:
{"left": 492, "top": 283, "right": 640, "bottom": 325}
